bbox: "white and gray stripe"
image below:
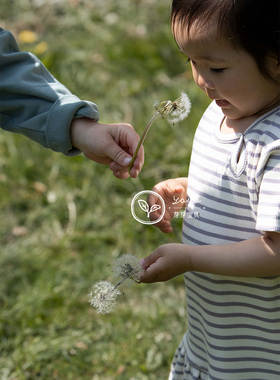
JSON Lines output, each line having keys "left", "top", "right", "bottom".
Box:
{"left": 170, "top": 102, "right": 280, "bottom": 379}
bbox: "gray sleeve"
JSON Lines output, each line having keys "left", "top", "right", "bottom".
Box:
{"left": 0, "top": 28, "right": 99, "bottom": 156}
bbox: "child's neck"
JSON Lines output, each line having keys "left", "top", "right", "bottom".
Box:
{"left": 221, "top": 101, "right": 280, "bottom": 135}
{"left": 220, "top": 116, "right": 258, "bottom": 135}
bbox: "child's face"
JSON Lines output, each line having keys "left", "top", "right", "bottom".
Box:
{"left": 173, "top": 20, "right": 280, "bottom": 121}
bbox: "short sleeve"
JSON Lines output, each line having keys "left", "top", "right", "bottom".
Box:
{"left": 255, "top": 148, "right": 280, "bottom": 232}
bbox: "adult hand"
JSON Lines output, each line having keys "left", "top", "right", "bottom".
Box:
{"left": 70, "top": 118, "right": 144, "bottom": 179}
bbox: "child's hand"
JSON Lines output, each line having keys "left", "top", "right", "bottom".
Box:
{"left": 140, "top": 243, "right": 190, "bottom": 283}
{"left": 70, "top": 118, "right": 144, "bottom": 179}
{"left": 147, "top": 178, "right": 188, "bottom": 233}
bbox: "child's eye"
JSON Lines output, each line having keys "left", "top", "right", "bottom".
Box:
{"left": 211, "top": 68, "right": 225, "bottom": 74}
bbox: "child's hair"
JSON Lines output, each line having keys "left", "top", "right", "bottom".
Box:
{"left": 171, "top": 0, "right": 280, "bottom": 81}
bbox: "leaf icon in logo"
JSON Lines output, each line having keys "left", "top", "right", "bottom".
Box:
{"left": 138, "top": 200, "right": 161, "bottom": 218}
{"left": 138, "top": 199, "right": 149, "bottom": 213}
{"left": 150, "top": 204, "right": 161, "bottom": 214}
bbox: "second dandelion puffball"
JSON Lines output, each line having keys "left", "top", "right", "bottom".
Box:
{"left": 112, "top": 253, "right": 143, "bottom": 286}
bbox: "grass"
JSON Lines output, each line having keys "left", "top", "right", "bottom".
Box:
{"left": 0, "top": 1, "right": 210, "bottom": 379}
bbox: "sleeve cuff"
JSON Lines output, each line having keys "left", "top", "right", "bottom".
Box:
{"left": 46, "top": 94, "right": 99, "bottom": 156}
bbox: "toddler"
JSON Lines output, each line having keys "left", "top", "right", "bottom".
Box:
{"left": 140, "top": 0, "right": 280, "bottom": 379}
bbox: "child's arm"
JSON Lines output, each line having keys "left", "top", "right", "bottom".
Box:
{"left": 140, "top": 232, "right": 280, "bottom": 283}
{"left": 146, "top": 177, "right": 188, "bottom": 233}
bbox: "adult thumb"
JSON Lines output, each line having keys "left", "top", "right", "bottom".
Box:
{"left": 107, "top": 142, "right": 132, "bottom": 166}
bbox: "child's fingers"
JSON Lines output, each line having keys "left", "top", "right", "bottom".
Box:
{"left": 154, "top": 219, "right": 173, "bottom": 233}
{"left": 140, "top": 268, "right": 159, "bottom": 283}
{"left": 147, "top": 191, "right": 163, "bottom": 209}
{"left": 140, "top": 250, "right": 160, "bottom": 270}
{"left": 140, "top": 260, "right": 161, "bottom": 283}
{"left": 149, "top": 208, "right": 163, "bottom": 221}
{"left": 140, "top": 250, "right": 167, "bottom": 283}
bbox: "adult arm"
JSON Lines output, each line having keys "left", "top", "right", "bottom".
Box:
{"left": 0, "top": 28, "right": 144, "bottom": 177}
{"left": 0, "top": 28, "right": 99, "bottom": 156}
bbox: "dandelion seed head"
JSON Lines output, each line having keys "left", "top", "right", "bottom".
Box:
{"left": 113, "top": 254, "right": 143, "bottom": 286}
{"left": 129, "top": 92, "right": 191, "bottom": 171}
{"left": 155, "top": 92, "right": 191, "bottom": 124}
{"left": 154, "top": 100, "right": 173, "bottom": 117}
{"left": 166, "top": 92, "right": 191, "bottom": 124}
{"left": 88, "top": 281, "right": 121, "bottom": 314}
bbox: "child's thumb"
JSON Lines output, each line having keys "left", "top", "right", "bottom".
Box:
{"left": 167, "top": 180, "right": 185, "bottom": 197}
{"left": 140, "top": 249, "right": 161, "bottom": 271}
{"left": 139, "top": 256, "right": 159, "bottom": 283}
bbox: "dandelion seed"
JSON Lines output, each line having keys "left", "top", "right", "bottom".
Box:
{"left": 129, "top": 92, "right": 191, "bottom": 172}
{"left": 165, "top": 92, "right": 191, "bottom": 124}
{"left": 112, "top": 253, "right": 143, "bottom": 286}
{"left": 88, "top": 281, "right": 121, "bottom": 314}
{"left": 154, "top": 92, "right": 191, "bottom": 123}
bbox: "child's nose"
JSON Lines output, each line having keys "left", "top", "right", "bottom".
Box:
{"left": 196, "top": 72, "right": 214, "bottom": 92}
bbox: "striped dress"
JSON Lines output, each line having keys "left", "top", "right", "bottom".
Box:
{"left": 169, "top": 102, "right": 280, "bottom": 380}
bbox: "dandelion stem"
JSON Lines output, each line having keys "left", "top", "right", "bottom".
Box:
{"left": 129, "top": 111, "right": 161, "bottom": 173}
{"left": 128, "top": 93, "right": 191, "bottom": 175}
{"left": 113, "top": 278, "right": 127, "bottom": 290}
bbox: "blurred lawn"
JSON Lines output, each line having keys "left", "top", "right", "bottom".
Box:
{"left": 0, "top": 1, "right": 210, "bottom": 379}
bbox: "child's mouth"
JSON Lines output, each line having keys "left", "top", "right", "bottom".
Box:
{"left": 216, "top": 99, "right": 230, "bottom": 108}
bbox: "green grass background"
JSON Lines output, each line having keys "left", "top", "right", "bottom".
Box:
{"left": 0, "top": 1, "right": 210, "bottom": 379}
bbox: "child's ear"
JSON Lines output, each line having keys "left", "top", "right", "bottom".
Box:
{"left": 268, "top": 55, "right": 280, "bottom": 76}
{"left": 276, "top": 58, "right": 280, "bottom": 75}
